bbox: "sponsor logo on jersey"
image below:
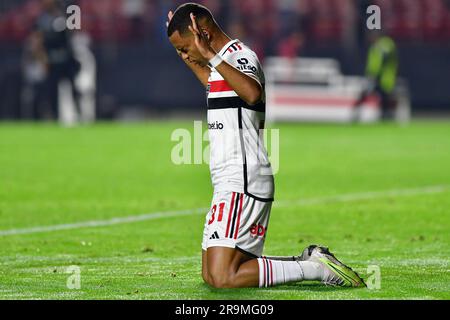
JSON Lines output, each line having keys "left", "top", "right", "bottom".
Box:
{"left": 208, "top": 121, "right": 224, "bottom": 130}
{"left": 250, "top": 223, "right": 267, "bottom": 238}
{"left": 236, "top": 58, "right": 257, "bottom": 73}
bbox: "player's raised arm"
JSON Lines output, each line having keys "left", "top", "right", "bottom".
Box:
{"left": 188, "top": 14, "right": 263, "bottom": 106}
{"left": 166, "top": 11, "right": 210, "bottom": 88}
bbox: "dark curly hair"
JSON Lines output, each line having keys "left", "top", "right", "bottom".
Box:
{"left": 167, "top": 3, "right": 215, "bottom": 37}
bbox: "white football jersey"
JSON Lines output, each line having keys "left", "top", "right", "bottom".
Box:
{"left": 206, "top": 39, "right": 274, "bottom": 202}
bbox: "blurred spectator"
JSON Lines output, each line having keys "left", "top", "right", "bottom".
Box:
{"left": 0, "top": 0, "right": 449, "bottom": 118}
{"left": 354, "top": 31, "right": 399, "bottom": 120}
{"left": 35, "top": 0, "right": 81, "bottom": 120}
{"left": 2, "top": 0, "right": 450, "bottom": 49}
{"left": 276, "top": 31, "right": 305, "bottom": 59}
{"left": 21, "top": 31, "right": 48, "bottom": 119}
{"left": 121, "top": 0, "right": 148, "bottom": 41}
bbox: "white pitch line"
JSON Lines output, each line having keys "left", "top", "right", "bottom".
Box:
{"left": 0, "top": 185, "right": 448, "bottom": 237}
{"left": 274, "top": 185, "right": 449, "bottom": 208}
{"left": 0, "top": 208, "right": 208, "bottom": 237}
{"left": 0, "top": 255, "right": 200, "bottom": 265}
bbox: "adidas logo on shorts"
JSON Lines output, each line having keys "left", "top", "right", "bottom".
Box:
{"left": 209, "top": 231, "right": 220, "bottom": 240}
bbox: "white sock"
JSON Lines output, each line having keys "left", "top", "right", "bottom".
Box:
{"left": 298, "top": 261, "right": 324, "bottom": 281}
{"left": 258, "top": 258, "right": 323, "bottom": 287}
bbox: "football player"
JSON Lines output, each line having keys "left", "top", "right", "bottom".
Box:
{"left": 167, "top": 3, "right": 365, "bottom": 289}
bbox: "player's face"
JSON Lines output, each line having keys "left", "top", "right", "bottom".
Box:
{"left": 169, "top": 31, "right": 206, "bottom": 66}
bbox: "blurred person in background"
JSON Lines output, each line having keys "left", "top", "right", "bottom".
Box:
{"left": 34, "top": 0, "right": 81, "bottom": 121}
{"left": 276, "top": 31, "right": 305, "bottom": 58}
{"left": 21, "top": 31, "right": 49, "bottom": 120}
{"left": 121, "top": 0, "right": 147, "bottom": 41}
{"left": 354, "top": 31, "right": 399, "bottom": 121}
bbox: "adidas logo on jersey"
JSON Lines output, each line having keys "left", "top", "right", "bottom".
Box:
{"left": 209, "top": 231, "right": 220, "bottom": 240}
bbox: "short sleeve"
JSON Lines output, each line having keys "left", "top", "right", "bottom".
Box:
{"left": 226, "top": 50, "right": 263, "bottom": 84}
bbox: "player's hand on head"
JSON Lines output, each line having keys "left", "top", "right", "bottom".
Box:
{"left": 188, "top": 13, "right": 216, "bottom": 63}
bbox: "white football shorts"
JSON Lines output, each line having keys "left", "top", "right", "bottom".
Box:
{"left": 202, "top": 191, "right": 272, "bottom": 257}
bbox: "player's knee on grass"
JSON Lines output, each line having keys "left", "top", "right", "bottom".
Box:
{"left": 207, "top": 269, "right": 235, "bottom": 289}
{"left": 202, "top": 267, "right": 211, "bottom": 285}
{"left": 201, "top": 251, "right": 212, "bottom": 285}
{"left": 205, "top": 246, "right": 257, "bottom": 288}
{"left": 201, "top": 264, "right": 226, "bottom": 288}
{"left": 206, "top": 259, "right": 239, "bottom": 289}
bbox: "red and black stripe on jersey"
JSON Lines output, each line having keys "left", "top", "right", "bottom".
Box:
{"left": 207, "top": 80, "right": 265, "bottom": 112}
{"left": 208, "top": 96, "right": 266, "bottom": 112}
{"left": 208, "top": 80, "right": 234, "bottom": 93}
{"left": 223, "top": 41, "right": 243, "bottom": 55}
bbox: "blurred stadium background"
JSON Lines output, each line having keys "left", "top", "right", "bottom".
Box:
{"left": 0, "top": 0, "right": 449, "bottom": 122}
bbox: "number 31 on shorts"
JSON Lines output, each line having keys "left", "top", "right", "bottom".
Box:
{"left": 208, "top": 202, "right": 226, "bottom": 225}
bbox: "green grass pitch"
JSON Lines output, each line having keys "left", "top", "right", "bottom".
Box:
{"left": 0, "top": 121, "right": 449, "bottom": 300}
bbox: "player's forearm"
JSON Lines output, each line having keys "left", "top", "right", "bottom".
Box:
{"left": 214, "top": 60, "right": 263, "bottom": 106}
{"left": 183, "top": 60, "right": 210, "bottom": 88}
